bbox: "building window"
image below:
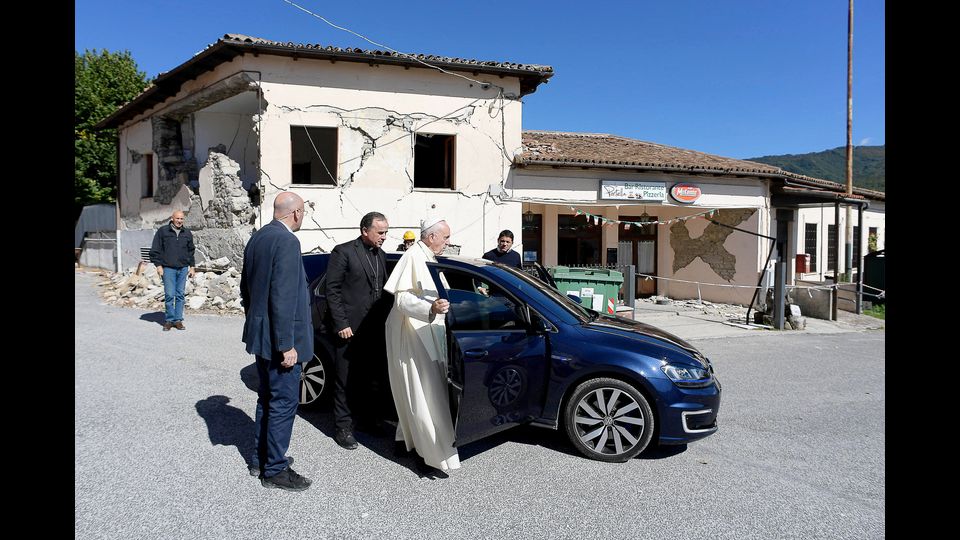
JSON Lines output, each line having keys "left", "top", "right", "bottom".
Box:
{"left": 414, "top": 133, "right": 455, "bottom": 189}
{"left": 827, "top": 224, "right": 837, "bottom": 272}
{"left": 142, "top": 154, "right": 154, "bottom": 198}
{"left": 852, "top": 226, "right": 861, "bottom": 269}
{"left": 521, "top": 213, "right": 543, "bottom": 264}
{"left": 804, "top": 223, "right": 817, "bottom": 272}
{"left": 291, "top": 126, "right": 337, "bottom": 185}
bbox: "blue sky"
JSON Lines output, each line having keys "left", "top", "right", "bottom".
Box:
{"left": 75, "top": 0, "right": 884, "bottom": 159}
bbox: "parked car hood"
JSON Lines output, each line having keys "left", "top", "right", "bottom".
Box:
{"left": 584, "top": 315, "right": 704, "bottom": 359}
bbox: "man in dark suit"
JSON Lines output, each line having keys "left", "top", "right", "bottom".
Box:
{"left": 321, "top": 211, "right": 390, "bottom": 450}
{"left": 240, "top": 192, "right": 314, "bottom": 492}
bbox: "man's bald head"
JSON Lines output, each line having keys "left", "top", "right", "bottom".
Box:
{"left": 171, "top": 210, "right": 185, "bottom": 229}
{"left": 273, "top": 192, "right": 306, "bottom": 232}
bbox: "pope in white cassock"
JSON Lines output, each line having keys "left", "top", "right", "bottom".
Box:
{"left": 383, "top": 218, "right": 461, "bottom": 472}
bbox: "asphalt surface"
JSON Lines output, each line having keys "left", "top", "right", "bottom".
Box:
{"left": 75, "top": 269, "right": 884, "bottom": 539}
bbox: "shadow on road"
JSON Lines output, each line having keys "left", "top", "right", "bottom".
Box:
{"left": 460, "top": 424, "right": 689, "bottom": 461}
{"left": 240, "top": 362, "right": 259, "bottom": 393}
{"left": 195, "top": 395, "right": 256, "bottom": 472}
{"left": 139, "top": 311, "right": 166, "bottom": 326}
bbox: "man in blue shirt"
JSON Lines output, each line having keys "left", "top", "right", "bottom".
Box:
{"left": 482, "top": 229, "right": 522, "bottom": 268}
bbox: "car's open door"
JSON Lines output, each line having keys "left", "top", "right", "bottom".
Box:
{"left": 434, "top": 266, "right": 550, "bottom": 447}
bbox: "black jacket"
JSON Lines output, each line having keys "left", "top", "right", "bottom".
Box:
{"left": 320, "top": 237, "right": 389, "bottom": 335}
{"left": 149, "top": 223, "right": 196, "bottom": 268}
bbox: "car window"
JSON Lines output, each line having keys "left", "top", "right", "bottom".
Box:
{"left": 440, "top": 269, "right": 524, "bottom": 331}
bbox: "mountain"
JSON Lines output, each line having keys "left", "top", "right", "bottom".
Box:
{"left": 746, "top": 145, "right": 884, "bottom": 192}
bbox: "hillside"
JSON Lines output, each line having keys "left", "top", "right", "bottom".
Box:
{"left": 746, "top": 145, "right": 884, "bottom": 192}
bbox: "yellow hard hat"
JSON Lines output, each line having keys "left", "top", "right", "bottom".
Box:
{"left": 403, "top": 230, "right": 416, "bottom": 241}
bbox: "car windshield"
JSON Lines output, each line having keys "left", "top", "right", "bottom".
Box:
{"left": 492, "top": 263, "right": 597, "bottom": 322}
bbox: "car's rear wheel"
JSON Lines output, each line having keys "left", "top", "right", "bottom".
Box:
{"left": 563, "top": 377, "right": 654, "bottom": 462}
{"left": 299, "top": 353, "right": 330, "bottom": 408}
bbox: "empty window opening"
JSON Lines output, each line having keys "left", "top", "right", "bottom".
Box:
{"left": 414, "top": 133, "right": 455, "bottom": 189}
{"left": 142, "top": 154, "right": 154, "bottom": 198}
{"left": 291, "top": 126, "right": 337, "bottom": 185}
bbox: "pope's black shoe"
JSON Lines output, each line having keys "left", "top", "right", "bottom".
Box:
{"left": 414, "top": 456, "right": 449, "bottom": 479}
{"left": 261, "top": 467, "right": 312, "bottom": 492}
{"left": 335, "top": 429, "right": 358, "bottom": 450}
{"left": 249, "top": 456, "right": 294, "bottom": 477}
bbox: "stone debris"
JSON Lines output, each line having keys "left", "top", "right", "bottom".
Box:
{"left": 97, "top": 263, "right": 244, "bottom": 315}
{"left": 641, "top": 295, "right": 750, "bottom": 319}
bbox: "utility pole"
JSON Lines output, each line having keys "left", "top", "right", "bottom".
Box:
{"left": 844, "top": 0, "right": 854, "bottom": 283}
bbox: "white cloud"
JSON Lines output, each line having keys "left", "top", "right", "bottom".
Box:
{"left": 859, "top": 137, "right": 872, "bottom": 145}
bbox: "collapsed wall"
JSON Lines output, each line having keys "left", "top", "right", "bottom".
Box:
{"left": 183, "top": 151, "right": 258, "bottom": 270}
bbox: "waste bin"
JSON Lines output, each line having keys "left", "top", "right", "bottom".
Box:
{"left": 548, "top": 266, "right": 624, "bottom": 314}
{"left": 795, "top": 253, "right": 810, "bottom": 274}
{"left": 863, "top": 249, "right": 885, "bottom": 304}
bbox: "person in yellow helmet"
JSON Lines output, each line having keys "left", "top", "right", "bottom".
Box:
{"left": 396, "top": 230, "right": 416, "bottom": 251}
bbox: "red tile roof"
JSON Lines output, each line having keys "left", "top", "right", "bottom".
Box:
{"left": 519, "top": 131, "right": 884, "bottom": 201}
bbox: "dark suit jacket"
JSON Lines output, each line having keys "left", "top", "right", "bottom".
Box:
{"left": 320, "top": 237, "right": 387, "bottom": 335}
{"left": 240, "top": 220, "right": 314, "bottom": 363}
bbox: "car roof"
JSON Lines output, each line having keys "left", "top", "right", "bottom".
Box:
{"left": 382, "top": 252, "right": 494, "bottom": 268}
{"left": 304, "top": 251, "right": 497, "bottom": 283}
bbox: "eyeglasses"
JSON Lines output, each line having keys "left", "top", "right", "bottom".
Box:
{"left": 280, "top": 207, "right": 305, "bottom": 220}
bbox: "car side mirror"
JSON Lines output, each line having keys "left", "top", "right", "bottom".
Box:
{"left": 530, "top": 317, "right": 553, "bottom": 334}
{"left": 567, "top": 294, "right": 581, "bottom": 303}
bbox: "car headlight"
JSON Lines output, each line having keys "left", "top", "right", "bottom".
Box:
{"left": 661, "top": 363, "right": 713, "bottom": 388}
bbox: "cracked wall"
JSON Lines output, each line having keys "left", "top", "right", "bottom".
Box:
{"left": 255, "top": 57, "right": 524, "bottom": 256}
{"left": 117, "top": 55, "right": 526, "bottom": 259}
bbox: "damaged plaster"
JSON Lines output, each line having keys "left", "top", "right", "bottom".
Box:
{"left": 278, "top": 102, "right": 492, "bottom": 198}
{"left": 670, "top": 208, "right": 756, "bottom": 281}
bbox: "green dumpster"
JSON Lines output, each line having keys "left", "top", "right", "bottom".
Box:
{"left": 548, "top": 266, "right": 624, "bottom": 314}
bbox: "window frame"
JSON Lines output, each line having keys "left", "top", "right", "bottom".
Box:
{"left": 290, "top": 125, "right": 339, "bottom": 186}
{"left": 413, "top": 133, "right": 456, "bottom": 190}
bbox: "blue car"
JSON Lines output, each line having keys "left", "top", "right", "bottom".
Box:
{"left": 300, "top": 253, "right": 720, "bottom": 462}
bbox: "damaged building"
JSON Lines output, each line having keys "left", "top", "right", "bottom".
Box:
{"left": 95, "top": 33, "right": 884, "bottom": 312}
{"left": 96, "top": 33, "right": 553, "bottom": 270}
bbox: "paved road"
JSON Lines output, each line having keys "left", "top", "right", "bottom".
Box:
{"left": 75, "top": 270, "right": 884, "bottom": 539}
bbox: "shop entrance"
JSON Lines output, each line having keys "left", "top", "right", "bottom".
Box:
{"left": 618, "top": 216, "right": 658, "bottom": 297}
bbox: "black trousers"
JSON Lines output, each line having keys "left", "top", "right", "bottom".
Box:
{"left": 324, "top": 327, "right": 394, "bottom": 431}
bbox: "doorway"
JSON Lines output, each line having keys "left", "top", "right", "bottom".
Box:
{"left": 558, "top": 214, "right": 602, "bottom": 265}
{"left": 618, "top": 216, "right": 658, "bottom": 297}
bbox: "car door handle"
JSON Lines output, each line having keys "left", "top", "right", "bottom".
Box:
{"left": 464, "top": 349, "right": 488, "bottom": 359}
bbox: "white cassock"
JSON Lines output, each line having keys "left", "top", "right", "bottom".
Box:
{"left": 383, "top": 240, "right": 461, "bottom": 471}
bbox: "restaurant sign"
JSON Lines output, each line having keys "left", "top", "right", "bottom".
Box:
{"left": 670, "top": 183, "right": 701, "bottom": 204}
{"left": 599, "top": 180, "right": 666, "bottom": 201}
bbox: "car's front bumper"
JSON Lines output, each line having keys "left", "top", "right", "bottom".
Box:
{"left": 652, "top": 377, "right": 722, "bottom": 445}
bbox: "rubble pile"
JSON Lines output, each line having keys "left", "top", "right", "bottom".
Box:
{"left": 98, "top": 257, "right": 244, "bottom": 315}
{"left": 753, "top": 289, "right": 806, "bottom": 330}
{"left": 641, "top": 295, "right": 749, "bottom": 321}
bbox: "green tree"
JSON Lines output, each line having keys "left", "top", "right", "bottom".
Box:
{"left": 75, "top": 49, "right": 151, "bottom": 218}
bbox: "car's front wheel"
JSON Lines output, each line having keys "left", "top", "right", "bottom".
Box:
{"left": 563, "top": 377, "right": 654, "bottom": 462}
{"left": 299, "top": 353, "right": 330, "bottom": 408}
